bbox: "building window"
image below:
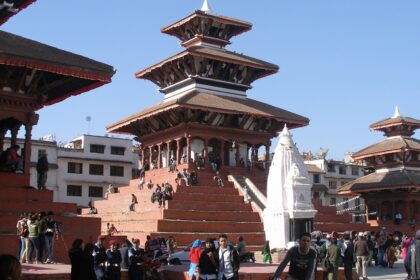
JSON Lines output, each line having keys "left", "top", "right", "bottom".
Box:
{"left": 89, "top": 164, "right": 104, "bottom": 175}
{"left": 330, "top": 197, "right": 336, "bottom": 206}
{"left": 68, "top": 162, "right": 83, "bottom": 174}
{"left": 328, "top": 180, "right": 337, "bottom": 189}
{"left": 111, "top": 146, "right": 125, "bottom": 155}
{"left": 313, "top": 174, "right": 320, "bottom": 184}
{"left": 351, "top": 167, "right": 359, "bottom": 176}
{"left": 110, "top": 166, "right": 124, "bottom": 177}
{"left": 90, "top": 144, "right": 105, "bottom": 154}
{"left": 89, "top": 186, "right": 103, "bottom": 198}
{"left": 67, "top": 185, "right": 82, "bottom": 197}
{"left": 327, "top": 163, "right": 336, "bottom": 172}
{"left": 339, "top": 166, "right": 347, "bottom": 175}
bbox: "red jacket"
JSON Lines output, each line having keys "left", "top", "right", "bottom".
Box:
{"left": 189, "top": 247, "right": 201, "bottom": 264}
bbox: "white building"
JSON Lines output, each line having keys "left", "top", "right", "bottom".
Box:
{"left": 305, "top": 158, "right": 367, "bottom": 222}
{"left": 5, "top": 135, "right": 138, "bottom": 209}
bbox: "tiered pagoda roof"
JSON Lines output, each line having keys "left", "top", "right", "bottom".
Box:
{"left": 339, "top": 107, "right": 420, "bottom": 194}
{"left": 108, "top": 2, "right": 308, "bottom": 137}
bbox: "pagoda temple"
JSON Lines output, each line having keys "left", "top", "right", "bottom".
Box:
{"left": 0, "top": 0, "right": 115, "bottom": 262}
{"left": 339, "top": 107, "right": 420, "bottom": 233}
{"left": 107, "top": 2, "right": 309, "bottom": 171}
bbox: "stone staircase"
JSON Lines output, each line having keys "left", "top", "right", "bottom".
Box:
{"left": 0, "top": 172, "right": 101, "bottom": 263}
{"left": 84, "top": 164, "right": 266, "bottom": 251}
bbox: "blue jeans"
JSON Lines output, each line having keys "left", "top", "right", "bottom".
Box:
{"left": 44, "top": 235, "right": 54, "bottom": 261}
{"left": 28, "top": 237, "right": 40, "bottom": 262}
{"left": 18, "top": 236, "right": 25, "bottom": 260}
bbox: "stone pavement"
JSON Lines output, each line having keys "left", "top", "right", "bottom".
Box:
{"left": 366, "top": 260, "right": 408, "bottom": 280}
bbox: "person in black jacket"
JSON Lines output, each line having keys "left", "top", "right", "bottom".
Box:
{"left": 83, "top": 243, "right": 97, "bottom": 280}
{"left": 342, "top": 232, "right": 354, "bottom": 280}
{"left": 36, "top": 151, "right": 49, "bottom": 190}
{"left": 93, "top": 236, "right": 107, "bottom": 280}
{"left": 68, "top": 239, "right": 84, "bottom": 280}
{"left": 198, "top": 238, "right": 218, "bottom": 279}
{"left": 128, "top": 238, "right": 146, "bottom": 280}
{"left": 106, "top": 240, "right": 122, "bottom": 280}
{"left": 215, "top": 234, "right": 240, "bottom": 280}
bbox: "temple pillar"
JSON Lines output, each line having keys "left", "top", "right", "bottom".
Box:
{"left": 186, "top": 136, "right": 191, "bottom": 164}
{"left": 220, "top": 140, "right": 225, "bottom": 167}
{"left": 140, "top": 147, "right": 145, "bottom": 167}
{"left": 23, "top": 123, "right": 32, "bottom": 174}
{"left": 203, "top": 138, "right": 208, "bottom": 166}
{"left": 10, "top": 125, "right": 19, "bottom": 147}
{"left": 166, "top": 143, "right": 170, "bottom": 167}
{"left": 176, "top": 139, "right": 181, "bottom": 164}
{"left": 157, "top": 144, "right": 162, "bottom": 168}
{"left": 235, "top": 141, "right": 240, "bottom": 167}
{"left": 0, "top": 128, "right": 7, "bottom": 152}
{"left": 265, "top": 144, "right": 270, "bottom": 169}
{"left": 148, "top": 146, "right": 153, "bottom": 167}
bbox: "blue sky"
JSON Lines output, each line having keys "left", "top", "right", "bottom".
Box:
{"left": 3, "top": 0, "right": 420, "bottom": 160}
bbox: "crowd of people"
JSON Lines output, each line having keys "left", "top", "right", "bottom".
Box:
{"left": 15, "top": 211, "right": 59, "bottom": 265}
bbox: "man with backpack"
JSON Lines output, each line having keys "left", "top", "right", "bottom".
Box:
{"left": 215, "top": 234, "right": 240, "bottom": 280}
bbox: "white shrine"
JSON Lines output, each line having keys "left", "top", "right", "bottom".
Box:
{"left": 263, "top": 125, "right": 317, "bottom": 249}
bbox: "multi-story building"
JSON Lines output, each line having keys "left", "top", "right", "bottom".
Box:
{"left": 5, "top": 135, "right": 138, "bottom": 209}
{"left": 305, "top": 158, "right": 367, "bottom": 222}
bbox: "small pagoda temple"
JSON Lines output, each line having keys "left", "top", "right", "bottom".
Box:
{"left": 339, "top": 107, "right": 420, "bottom": 233}
{"left": 107, "top": 2, "right": 309, "bottom": 170}
{"left": 0, "top": 1, "right": 115, "bottom": 262}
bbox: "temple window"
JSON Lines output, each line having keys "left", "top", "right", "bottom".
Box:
{"left": 313, "top": 174, "right": 320, "bottom": 184}
{"left": 351, "top": 167, "right": 359, "bottom": 176}
{"left": 330, "top": 197, "right": 336, "bottom": 206}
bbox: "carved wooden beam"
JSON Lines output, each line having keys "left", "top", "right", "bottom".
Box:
{"left": 239, "top": 114, "right": 251, "bottom": 128}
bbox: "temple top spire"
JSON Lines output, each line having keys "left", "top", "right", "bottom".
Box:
{"left": 392, "top": 105, "right": 400, "bottom": 118}
{"left": 201, "top": 0, "right": 214, "bottom": 15}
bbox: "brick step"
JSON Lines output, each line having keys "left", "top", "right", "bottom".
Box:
{"left": 175, "top": 185, "right": 238, "bottom": 195}
{"left": 93, "top": 201, "right": 160, "bottom": 214}
{"left": 0, "top": 201, "right": 77, "bottom": 214}
{"left": 157, "top": 219, "right": 264, "bottom": 233}
{"left": 0, "top": 188, "right": 53, "bottom": 202}
{"left": 149, "top": 232, "right": 266, "bottom": 247}
{"left": 171, "top": 192, "right": 244, "bottom": 203}
{"left": 90, "top": 209, "right": 163, "bottom": 221}
{"left": 0, "top": 173, "right": 30, "bottom": 188}
{"left": 315, "top": 213, "right": 352, "bottom": 223}
{"left": 167, "top": 200, "right": 252, "bottom": 211}
{"left": 101, "top": 220, "right": 158, "bottom": 233}
{"left": 162, "top": 209, "right": 261, "bottom": 222}
{"left": 316, "top": 206, "right": 337, "bottom": 214}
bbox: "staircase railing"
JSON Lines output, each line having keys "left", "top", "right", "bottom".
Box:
{"left": 228, "top": 175, "right": 267, "bottom": 213}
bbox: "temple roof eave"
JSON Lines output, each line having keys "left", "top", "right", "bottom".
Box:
{"left": 160, "top": 10, "right": 252, "bottom": 36}
{"left": 135, "top": 46, "right": 279, "bottom": 79}
{"left": 0, "top": 0, "right": 36, "bottom": 25}
{"left": 337, "top": 169, "right": 420, "bottom": 194}
{"left": 369, "top": 116, "right": 420, "bottom": 131}
{"left": 352, "top": 137, "right": 420, "bottom": 160}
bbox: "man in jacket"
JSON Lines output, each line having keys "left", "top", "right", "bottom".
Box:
{"left": 215, "top": 234, "right": 240, "bottom": 280}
